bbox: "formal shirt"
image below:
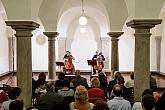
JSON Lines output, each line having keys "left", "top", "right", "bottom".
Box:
{"left": 107, "top": 97, "right": 131, "bottom": 110}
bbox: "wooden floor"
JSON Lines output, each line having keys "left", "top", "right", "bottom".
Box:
{"left": 0, "top": 72, "right": 165, "bottom": 89}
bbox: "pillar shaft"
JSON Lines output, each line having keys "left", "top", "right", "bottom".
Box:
{"left": 44, "top": 32, "right": 59, "bottom": 80}
{"left": 155, "top": 36, "right": 161, "bottom": 72}
{"left": 126, "top": 19, "right": 162, "bottom": 102}
{"left": 107, "top": 32, "right": 124, "bottom": 78}
{"left": 6, "top": 21, "right": 39, "bottom": 107}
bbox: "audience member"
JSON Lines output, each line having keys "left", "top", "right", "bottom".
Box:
{"left": 107, "top": 84, "right": 131, "bottom": 110}
{"left": 125, "top": 72, "right": 134, "bottom": 88}
{"left": 38, "top": 82, "right": 64, "bottom": 110}
{"left": 1, "top": 87, "right": 22, "bottom": 110}
{"left": 98, "top": 72, "right": 108, "bottom": 88}
{"left": 72, "top": 70, "right": 88, "bottom": 89}
{"left": 70, "top": 85, "right": 94, "bottom": 110}
{"left": 9, "top": 100, "right": 24, "bottom": 110}
{"left": 92, "top": 100, "right": 109, "bottom": 110}
{"left": 142, "top": 94, "right": 155, "bottom": 110}
{"left": 107, "top": 71, "right": 121, "bottom": 98}
{"left": 58, "top": 80, "right": 74, "bottom": 97}
{"left": 132, "top": 89, "right": 154, "bottom": 110}
{"left": 55, "top": 72, "right": 66, "bottom": 92}
{"left": 88, "top": 77, "right": 105, "bottom": 100}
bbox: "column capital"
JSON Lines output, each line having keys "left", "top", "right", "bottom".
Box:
{"left": 43, "top": 32, "right": 59, "bottom": 41}
{"left": 155, "top": 36, "right": 162, "bottom": 40}
{"left": 126, "top": 19, "right": 162, "bottom": 29}
{"left": 107, "top": 32, "right": 124, "bottom": 38}
{"left": 5, "top": 21, "right": 39, "bottom": 37}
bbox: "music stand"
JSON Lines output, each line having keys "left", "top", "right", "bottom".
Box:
{"left": 87, "top": 60, "right": 97, "bottom": 74}
{"left": 56, "top": 62, "right": 65, "bottom": 72}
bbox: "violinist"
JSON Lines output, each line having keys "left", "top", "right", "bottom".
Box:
{"left": 63, "top": 51, "right": 75, "bottom": 74}
{"left": 97, "top": 52, "right": 105, "bottom": 73}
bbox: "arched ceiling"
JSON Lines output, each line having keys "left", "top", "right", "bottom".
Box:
{"left": 57, "top": 6, "right": 108, "bottom": 37}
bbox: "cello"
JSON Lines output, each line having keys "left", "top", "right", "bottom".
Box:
{"left": 64, "top": 55, "right": 74, "bottom": 74}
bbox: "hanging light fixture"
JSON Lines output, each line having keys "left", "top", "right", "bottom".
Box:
{"left": 79, "top": 0, "right": 87, "bottom": 26}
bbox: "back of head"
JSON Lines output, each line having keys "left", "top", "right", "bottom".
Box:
{"left": 75, "top": 85, "right": 89, "bottom": 104}
{"left": 38, "top": 72, "right": 46, "bottom": 80}
{"left": 93, "top": 100, "right": 109, "bottom": 110}
{"left": 142, "top": 89, "right": 153, "bottom": 97}
{"left": 91, "top": 77, "right": 100, "bottom": 88}
{"left": 142, "top": 94, "right": 155, "bottom": 110}
{"left": 114, "top": 71, "right": 121, "bottom": 80}
{"left": 113, "top": 84, "right": 123, "bottom": 97}
{"left": 117, "top": 76, "right": 125, "bottom": 85}
{"left": 58, "top": 72, "right": 65, "bottom": 80}
{"left": 9, "top": 100, "right": 24, "bottom": 110}
{"left": 8, "top": 87, "right": 22, "bottom": 100}
{"left": 63, "top": 80, "right": 70, "bottom": 87}
{"left": 45, "top": 82, "right": 54, "bottom": 92}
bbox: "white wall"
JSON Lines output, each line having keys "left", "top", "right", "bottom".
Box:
{"left": 119, "top": 24, "right": 134, "bottom": 71}
{"left": 0, "top": 14, "right": 9, "bottom": 74}
{"left": 71, "top": 25, "right": 97, "bottom": 70}
{"left": 32, "top": 25, "right": 48, "bottom": 71}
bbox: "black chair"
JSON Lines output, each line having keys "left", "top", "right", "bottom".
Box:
{"left": 63, "top": 96, "right": 75, "bottom": 110}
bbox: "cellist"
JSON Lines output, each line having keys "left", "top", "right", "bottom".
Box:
{"left": 63, "top": 51, "right": 75, "bottom": 74}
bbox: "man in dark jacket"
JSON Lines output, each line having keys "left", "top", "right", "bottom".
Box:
{"left": 72, "top": 69, "right": 88, "bottom": 89}
{"left": 38, "top": 82, "right": 64, "bottom": 110}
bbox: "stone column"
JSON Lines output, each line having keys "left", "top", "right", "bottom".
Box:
{"left": 6, "top": 21, "right": 39, "bottom": 107}
{"left": 101, "top": 37, "right": 110, "bottom": 70}
{"left": 43, "top": 32, "right": 59, "bottom": 80}
{"left": 107, "top": 32, "right": 124, "bottom": 78}
{"left": 126, "top": 19, "right": 162, "bottom": 102}
{"left": 155, "top": 36, "right": 161, "bottom": 72}
{"left": 57, "top": 37, "right": 66, "bottom": 61}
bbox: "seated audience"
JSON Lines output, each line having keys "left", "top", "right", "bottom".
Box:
{"left": 107, "top": 71, "right": 121, "bottom": 98}
{"left": 142, "top": 94, "right": 155, "bottom": 110}
{"left": 58, "top": 80, "right": 74, "bottom": 97}
{"left": 117, "top": 76, "right": 130, "bottom": 100}
{"left": 55, "top": 72, "right": 66, "bottom": 92}
{"left": 107, "top": 84, "right": 131, "bottom": 110}
{"left": 72, "top": 70, "right": 88, "bottom": 89}
{"left": 1, "top": 87, "right": 22, "bottom": 110}
{"left": 125, "top": 72, "right": 134, "bottom": 88}
{"left": 98, "top": 72, "right": 108, "bottom": 95}
{"left": 9, "top": 100, "right": 24, "bottom": 110}
{"left": 70, "top": 85, "right": 94, "bottom": 110}
{"left": 38, "top": 82, "right": 64, "bottom": 110}
{"left": 92, "top": 100, "right": 109, "bottom": 110}
{"left": 132, "top": 89, "right": 154, "bottom": 110}
{"left": 88, "top": 77, "right": 105, "bottom": 100}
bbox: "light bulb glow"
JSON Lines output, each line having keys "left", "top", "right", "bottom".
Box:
{"left": 79, "top": 16, "right": 87, "bottom": 26}
{"left": 80, "top": 27, "right": 86, "bottom": 33}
